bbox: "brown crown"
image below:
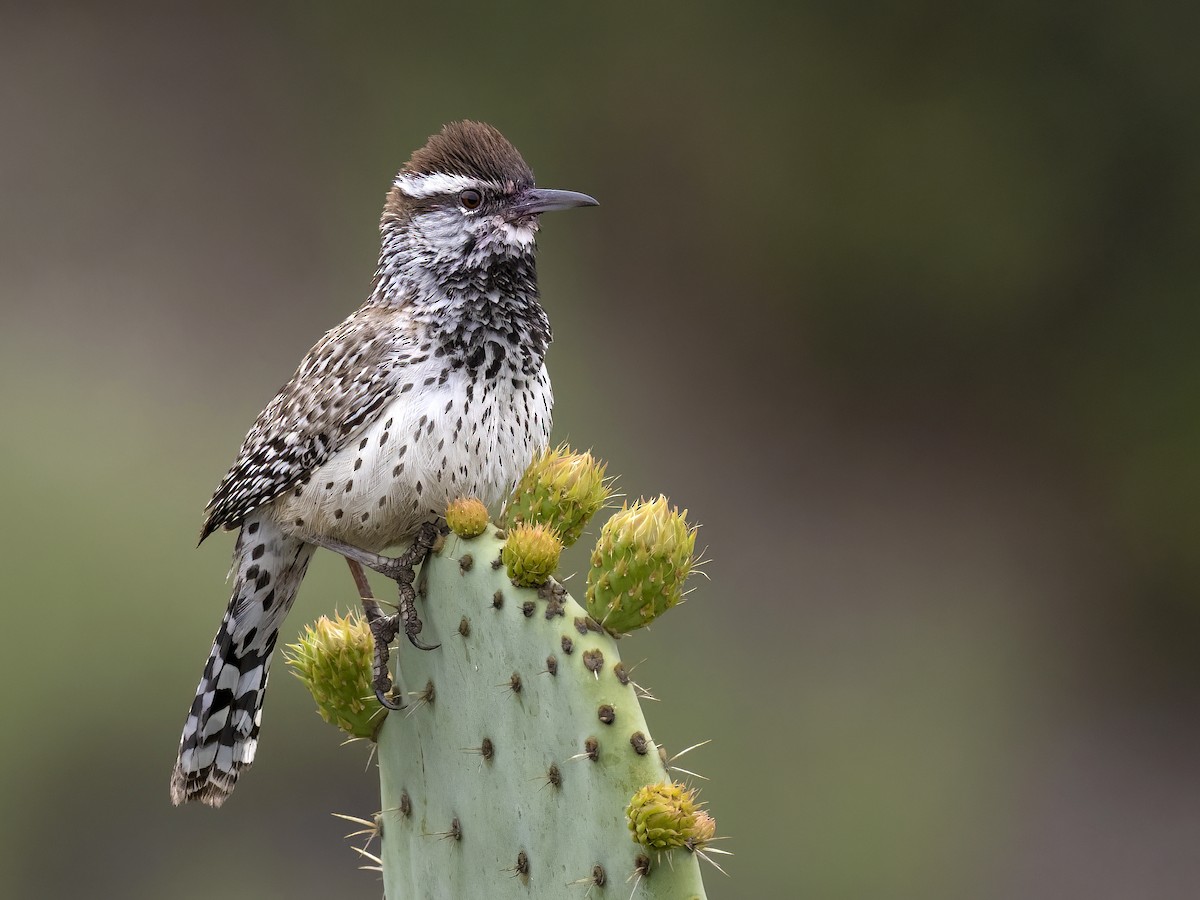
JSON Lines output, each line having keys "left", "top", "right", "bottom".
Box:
{"left": 403, "top": 121, "right": 534, "bottom": 186}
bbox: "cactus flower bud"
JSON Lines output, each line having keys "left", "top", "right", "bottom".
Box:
{"left": 445, "top": 496, "right": 489, "bottom": 538}
{"left": 626, "top": 782, "right": 715, "bottom": 851}
{"left": 502, "top": 522, "right": 563, "bottom": 587}
{"left": 284, "top": 612, "right": 384, "bottom": 740}
{"left": 505, "top": 445, "right": 610, "bottom": 546}
{"left": 586, "top": 496, "right": 697, "bottom": 635}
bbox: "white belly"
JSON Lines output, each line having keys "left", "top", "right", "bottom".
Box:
{"left": 272, "top": 363, "right": 552, "bottom": 552}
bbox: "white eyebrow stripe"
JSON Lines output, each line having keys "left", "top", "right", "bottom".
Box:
{"left": 394, "top": 172, "right": 479, "bottom": 198}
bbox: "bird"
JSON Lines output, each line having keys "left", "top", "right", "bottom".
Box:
{"left": 170, "top": 121, "right": 597, "bottom": 807}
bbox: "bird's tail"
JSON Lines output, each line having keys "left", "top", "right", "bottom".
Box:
{"left": 171, "top": 514, "right": 313, "bottom": 807}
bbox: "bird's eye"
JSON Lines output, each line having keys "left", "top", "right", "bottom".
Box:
{"left": 459, "top": 189, "right": 482, "bottom": 210}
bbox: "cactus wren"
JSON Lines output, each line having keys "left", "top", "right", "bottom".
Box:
{"left": 171, "top": 121, "right": 597, "bottom": 807}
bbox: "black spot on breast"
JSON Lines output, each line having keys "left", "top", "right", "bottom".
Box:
{"left": 345, "top": 480, "right": 354, "bottom": 492}
{"left": 256, "top": 570, "right": 272, "bottom": 591}
{"left": 261, "top": 589, "right": 276, "bottom": 611}
{"left": 247, "top": 522, "right": 259, "bottom": 535}
{"left": 465, "top": 344, "right": 486, "bottom": 371}
{"left": 251, "top": 544, "right": 265, "bottom": 561}
{"left": 335, "top": 509, "right": 344, "bottom": 519}
{"left": 354, "top": 458, "right": 363, "bottom": 471}
{"left": 245, "top": 565, "right": 260, "bottom": 581}
{"left": 359, "top": 437, "right": 369, "bottom": 451}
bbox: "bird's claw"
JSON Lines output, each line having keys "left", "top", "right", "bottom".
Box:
{"left": 376, "top": 683, "right": 404, "bottom": 711}
{"left": 406, "top": 629, "right": 440, "bottom": 652}
{"left": 367, "top": 613, "right": 402, "bottom": 708}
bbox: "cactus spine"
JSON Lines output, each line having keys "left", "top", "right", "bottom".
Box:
{"left": 294, "top": 449, "right": 716, "bottom": 898}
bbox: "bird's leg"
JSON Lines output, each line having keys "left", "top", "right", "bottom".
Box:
{"left": 388, "top": 524, "right": 442, "bottom": 653}
{"left": 321, "top": 525, "right": 442, "bottom": 650}
{"left": 345, "top": 556, "right": 385, "bottom": 625}
{"left": 344, "top": 558, "right": 403, "bottom": 709}
{"left": 308, "top": 524, "right": 442, "bottom": 709}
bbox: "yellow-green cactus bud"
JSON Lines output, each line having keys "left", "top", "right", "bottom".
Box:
{"left": 626, "top": 782, "right": 715, "bottom": 851}
{"left": 585, "top": 496, "right": 697, "bottom": 635}
{"left": 501, "top": 522, "right": 563, "bottom": 587}
{"left": 505, "top": 444, "right": 611, "bottom": 546}
{"left": 284, "top": 612, "right": 385, "bottom": 740}
{"left": 445, "top": 496, "right": 489, "bottom": 538}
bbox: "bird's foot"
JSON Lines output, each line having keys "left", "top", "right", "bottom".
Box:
{"left": 367, "top": 612, "right": 404, "bottom": 709}
{"left": 325, "top": 525, "right": 443, "bottom": 707}
{"left": 344, "top": 557, "right": 405, "bottom": 707}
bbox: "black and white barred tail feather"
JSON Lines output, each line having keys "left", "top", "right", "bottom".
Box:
{"left": 171, "top": 515, "right": 313, "bottom": 806}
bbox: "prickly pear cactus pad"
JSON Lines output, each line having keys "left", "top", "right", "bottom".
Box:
{"left": 376, "top": 524, "right": 710, "bottom": 899}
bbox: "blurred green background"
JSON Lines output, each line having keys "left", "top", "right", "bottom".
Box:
{"left": 2, "top": 3, "right": 1198, "bottom": 898}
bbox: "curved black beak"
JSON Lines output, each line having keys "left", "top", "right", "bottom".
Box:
{"left": 507, "top": 187, "right": 599, "bottom": 220}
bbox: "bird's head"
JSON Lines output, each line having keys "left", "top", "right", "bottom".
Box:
{"left": 382, "top": 121, "right": 597, "bottom": 266}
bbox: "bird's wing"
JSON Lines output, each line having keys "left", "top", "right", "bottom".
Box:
{"left": 199, "top": 307, "right": 416, "bottom": 541}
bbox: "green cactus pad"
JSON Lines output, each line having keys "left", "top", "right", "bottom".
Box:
{"left": 284, "top": 612, "right": 385, "bottom": 741}
{"left": 376, "top": 526, "right": 709, "bottom": 899}
{"left": 504, "top": 444, "right": 611, "bottom": 546}
{"left": 585, "top": 496, "right": 698, "bottom": 635}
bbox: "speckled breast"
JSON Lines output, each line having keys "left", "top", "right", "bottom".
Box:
{"left": 272, "top": 360, "right": 553, "bottom": 552}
